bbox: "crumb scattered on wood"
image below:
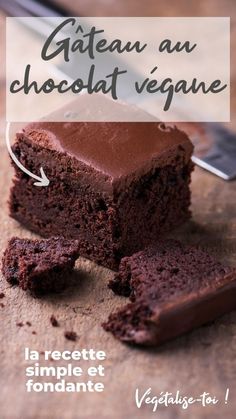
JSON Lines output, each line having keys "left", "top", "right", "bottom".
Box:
{"left": 50, "top": 315, "right": 59, "bottom": 327}
{"left": 64, "top": 331, "right": 78, "bottom": 341}
{"left": 0, "top": 292, "right": 5, "bottom": 299}
{"left": 26, "top": 321, "right": 32, "bottom": 327}
{"left": 32, "top": 331, "right": 37, "bottom": 335}
{"left": 16, "top": 322, "right": 24, "bottom": 327}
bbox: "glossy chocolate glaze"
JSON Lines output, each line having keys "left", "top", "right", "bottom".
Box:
{"left": 22, "top": 121, "right": 193, "bottom": 180}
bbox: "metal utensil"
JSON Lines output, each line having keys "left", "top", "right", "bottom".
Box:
{"left": 192, "top": 123, "right": 236, "bottom": 181}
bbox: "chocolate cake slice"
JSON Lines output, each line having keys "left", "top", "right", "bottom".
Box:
{"left": 103, "top": 240, "right": 236, "bottom": 346}
{"left": 9, "top": 116, "right": 193, "bottom": 270}
{"left": 1, "top": 237, "right": 79, "bottom": 296}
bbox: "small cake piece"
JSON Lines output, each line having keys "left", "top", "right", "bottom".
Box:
{"left": 1, "top": 237, "right": 79, "bottom": 296}
{"left": 9, "top": 116, "right": 193, "bottom": 270}
{"left": 103, "top": 240, "right": 236, "bottom": 346}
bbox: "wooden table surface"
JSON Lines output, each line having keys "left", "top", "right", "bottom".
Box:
{"left": 0, "top": 1, "right": 236, "bottom": 419}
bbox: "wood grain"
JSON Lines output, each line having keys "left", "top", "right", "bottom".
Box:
{"left": 0, "top": 2, "right": 236, "bottom": 418}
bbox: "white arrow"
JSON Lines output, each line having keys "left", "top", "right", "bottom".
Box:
{"left": 6, "top": 122, "right": 50, "bottom": 187}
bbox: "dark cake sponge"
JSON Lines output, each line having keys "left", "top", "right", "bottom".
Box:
{"left": 9, "top": 120, "right": 193, "bottom": 270}
{"left": 1, "top": 237, "right": 79, "bottom": 296}
{"left": 103, "top": 240, "right": 236, "bottom": 346}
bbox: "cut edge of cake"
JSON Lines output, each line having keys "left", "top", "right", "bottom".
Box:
{"left": 103, "top": 241, "right": 236, "bottom": 346}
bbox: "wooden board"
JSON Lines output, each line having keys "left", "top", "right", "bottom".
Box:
{"left": 0, "top": 2, "right": 236, "bottom": 418}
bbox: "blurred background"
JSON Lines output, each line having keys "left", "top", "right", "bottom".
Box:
{"left": 0, "top": 0, "right": 236, "bottom": 125}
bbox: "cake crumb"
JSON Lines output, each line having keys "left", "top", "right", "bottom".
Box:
{"left": 26, "top": 321, "right": 32, "bottom": 327}
{"left": 50, "top": 315, "right": 59, "bottom": 327}
{"left": 0, "top": 292, "right": 5, "bottom": 299}
{"left": 64, "top": 331, "right": 77, "bottom": 341}
{"left": 32, "top": 331, "right": 37, "bottom": 335}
